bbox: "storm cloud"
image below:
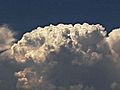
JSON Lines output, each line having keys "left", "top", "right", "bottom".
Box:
{"left": 0, "top": 23, "right": 120, "bottom": 90}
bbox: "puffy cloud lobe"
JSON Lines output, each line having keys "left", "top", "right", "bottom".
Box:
{"left": 107, "top": 28, "right": 120, "bottom": 54}
{"left": 107, "top": 28, "right": 120, "bottom": 62}
{"left": 1, "top": 23, "right": 120, "bottom": 90}
{"left": 15, "top": 68, "right": 43, "bottom": 89}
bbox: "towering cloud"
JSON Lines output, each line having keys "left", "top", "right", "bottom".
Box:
{"left": 0, "top": 23, "right": 120, "bottom": 90}
{"left": 11, "top": 23, "right": 107, "bottom": 63}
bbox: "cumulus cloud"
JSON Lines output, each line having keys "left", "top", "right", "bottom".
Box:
{"left": 11, "top": 23, "right": 107, "bottom": 64}
{"left": 0, "top": 23, "right": 120, "bottom": 90}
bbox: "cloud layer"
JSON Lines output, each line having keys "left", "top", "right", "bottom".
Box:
{"left": 0, "top": 23, "right": 120, "bottom": 90}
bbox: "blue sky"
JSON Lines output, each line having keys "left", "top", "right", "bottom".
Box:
{"left": 0, "top": 0, "right": 120, "bottom": 38}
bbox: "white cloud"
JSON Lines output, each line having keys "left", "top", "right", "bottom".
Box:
{"left": 107, "top": 28, "right": 120, "bottom": 63}
{"left": 11, "top": 23, "right": 111, "bottom": 90}
{"left": 11, "top": 23, "right": 107, "bottom": 64}
{"left": 1, "top": 23, "right": 120, "bottom": 90}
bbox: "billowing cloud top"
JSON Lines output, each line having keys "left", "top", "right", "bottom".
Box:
{"left": 0, "top": 23, "right": 120, "bottom": 90}
{"left": 11, "top": 23, "right": 106, "bottom": 63}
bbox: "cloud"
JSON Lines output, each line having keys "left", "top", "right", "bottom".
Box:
{"left": 0, "top": 23, "right": 120, "bottom": 90}
{"left": 0, "top": 26, "right": 19, "bottom": 90}
{"left": 11, "top": 23, "right": 107, "bottom": 64}
{"left": 107, "top": 28, "right": 120, "bottom": 63}
{"left": 0, "top": 25, "right": 15, "bottom": 51}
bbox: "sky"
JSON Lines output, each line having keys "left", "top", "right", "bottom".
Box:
{"left": 1, "top": 0, "right": 120, "bottom": 90}
{"left": 0, "top": 0, "right": 120, "bottom": 38}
